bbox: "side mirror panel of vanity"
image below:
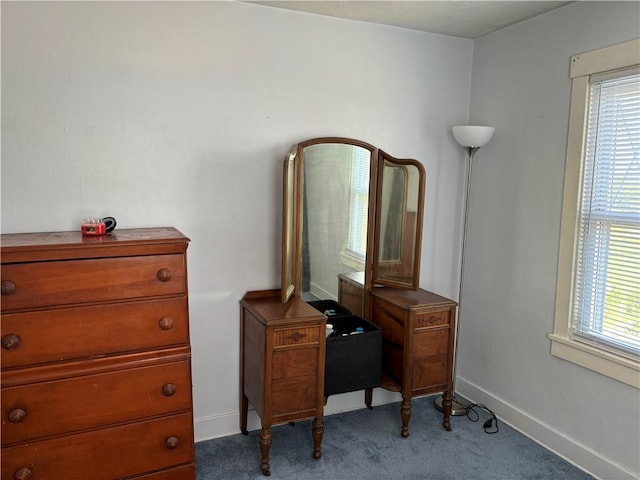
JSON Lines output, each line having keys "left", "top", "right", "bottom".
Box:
{"left": 372, "top": 150, "right": 425, "bottom": 290}
{"left": 281, "top": 151, "right": 297, "bottom": 303}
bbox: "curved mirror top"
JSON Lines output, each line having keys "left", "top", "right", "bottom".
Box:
{"left": 300, "top": 142, "right": 373, "bottom": 306}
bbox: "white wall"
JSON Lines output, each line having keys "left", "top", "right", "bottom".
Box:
{"left": 457, "top": 2, "right": 640, "bottom": 479}
{"left": 1, "top": 0, "right": 472, "bottom": 443}
{"left": 6, "top": 2, "right": 635, "bottom": 478}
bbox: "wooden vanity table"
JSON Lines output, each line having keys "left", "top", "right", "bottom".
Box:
{"left": 241, "top": 137, "right": 457, "bottom": 475}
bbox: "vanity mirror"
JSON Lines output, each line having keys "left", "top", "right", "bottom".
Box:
{"left": 281, "top": 137, "right": 425, "bottom": 309}
{"left": 241, "top": 137, "right": 457, "bottom": 476}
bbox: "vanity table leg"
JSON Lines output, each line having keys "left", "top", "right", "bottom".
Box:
{"left": 441, "top": 389, "right": 453, "bottom": 431}
{"left": 400, "top": 397, "right": 412, "bottom": 438}
{"left": 311, "top": 417, "right": 324, "bottom": 459}
{"left": 259, "top": 426, "right": 272, "bottom": 476}
{"left": 240, "top": 393, "right": 249, "bottom": 435}
{"left": 364, "top": 388, "right": 373, "bottom": 409}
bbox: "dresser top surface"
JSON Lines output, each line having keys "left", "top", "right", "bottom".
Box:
{"left": 1, "top": 227, "right": 189, "bottom": 251}
{"left": 1, "top": 227, "right": 190, "bottom": 263}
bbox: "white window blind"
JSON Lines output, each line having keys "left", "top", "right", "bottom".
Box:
{"left": 572, "top": 70, "right": 640, "bottom": 358}
{"left": 346, "top": 148, "right": 370, "bottom": 259}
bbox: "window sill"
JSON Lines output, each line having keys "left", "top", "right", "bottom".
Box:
{"left": 340, "top": 251, "right": 365, "bottom": 271}
{"left": 548, "top": 333, "right": 639, "bottom": 389}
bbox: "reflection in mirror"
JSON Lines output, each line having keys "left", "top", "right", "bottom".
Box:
{"left": 300, "top": 143, "right": 371, "bottom": 303}
{"left": 379, "top": 165, "right": 407, "bottom": 262}
{"left": 375, "top": 157, "right": 423, "bottom": 289}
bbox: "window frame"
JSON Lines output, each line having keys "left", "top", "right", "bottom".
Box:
{"left": 549, "top": 38, "right": 640, "bottom": 388}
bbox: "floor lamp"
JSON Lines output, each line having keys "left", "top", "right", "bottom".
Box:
{"left": 435, "top": 125, "right": 495, "bottom": 416}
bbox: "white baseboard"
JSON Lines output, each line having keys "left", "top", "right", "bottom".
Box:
{"left": 194, "top": 408, "right": 262, "bottom": 442}
{"left": 456, "top": 377, "right": 637, "bottom": 480}
{"left": 308, "top": 280, "right": 337, "bottom": 302}
{"left": 194, "top": 389, "right": 401, "bottom": 442}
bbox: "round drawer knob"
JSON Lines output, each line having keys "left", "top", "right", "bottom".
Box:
{"left": 1, "top": 280, "right": 16, "bottom": 296}
{"left": 14, "top": 467, "right": 32, "bottom": 480}
{"left": 162, "top": 383, "right": 177, "bottom": 397}
{"left": 165, "top": 436, "right": 180, "bottom": 449}
{"left": 8, "top": 408, "right": 26, "bottom": 423}
{"left": 156, "top": 268, "right": 172, "bottom": 282}
{"left": 158, "top": 316, "right": 175, "bottom": 330}
{"left": 2, "top": 334, "right": 20, "bottom": 350}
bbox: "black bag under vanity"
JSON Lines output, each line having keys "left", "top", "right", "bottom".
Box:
{"left": 308, "top": 300, "right": 382, "bottom": 396}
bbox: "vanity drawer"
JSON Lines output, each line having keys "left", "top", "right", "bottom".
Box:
{"left": 1, "top": 412, "right": 194, "bottom": 480}
{"left": 272, "top": 347, "right": 319, "bottom": 379}
{"left": 0, "top": 254, "right": 186, "bottom": 311}
{"left": 1, "top": 359, "right": 192, "bottom": 445}
{"left": 415, "top": 311, "right": 450, "bottom": 329}
{"left": 271, "top": 375, "right": 317, "bottom": 419}
{"left": 412, "top": 328, "right": 449, "bottom": 389}
{"left": 272, "top": 326, "right": 320, "bottom": 347}
{"left": 1, "top": 298, "right": 189, "bottom": 368}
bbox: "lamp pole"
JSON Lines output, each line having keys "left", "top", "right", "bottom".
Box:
{"left": 435, "top": 127, "right": 494, "bottom": 416}
{"left": 457, "top": 145, "right": 479, "bottom": 340}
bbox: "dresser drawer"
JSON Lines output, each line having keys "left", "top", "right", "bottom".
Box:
{"left": 1, "top": 412, "right": 194, "bottom": 480}
{"left": 132, "top": 464, "right": 195, "bottom": 480}
{"left": 1, "top": 254, "right": 186, "bottom": 311}
{"left": 2, "top": 359, "right": 192, "bottom": 445}
{"left": 1, "top": 298, "right": 189, "bottom": 368}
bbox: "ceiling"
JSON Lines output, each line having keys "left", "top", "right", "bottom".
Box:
{"left": 246, "top": 1, "right": 573, "bottom": 39}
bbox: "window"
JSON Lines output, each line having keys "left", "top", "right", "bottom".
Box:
{"left": 550, "top": 39, "right": 640, "bottom": 388}
{"left": 346, "top": 147, "right": 370, "bottom": 260}
{"left": 575, "top": 70, "right": 640, "bottom": 356}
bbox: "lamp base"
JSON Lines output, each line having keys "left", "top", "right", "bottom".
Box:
{"left": 434, "top": 393, "right": 471, "bottom": 416}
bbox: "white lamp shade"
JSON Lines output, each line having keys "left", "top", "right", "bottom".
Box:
{"left": 452, "top": 126, "right": 495, "bottom": 148}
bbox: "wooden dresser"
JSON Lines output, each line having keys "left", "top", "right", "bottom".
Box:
{"left": 0, "top": 227, "right": 195, "bottom": 480}
{"left": 240, "top": 290, "right": 326, "bottom": 476}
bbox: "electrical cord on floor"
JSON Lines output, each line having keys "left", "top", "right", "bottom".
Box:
{"left": 453, "top": 396, "right": 500, "bottom": 434}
